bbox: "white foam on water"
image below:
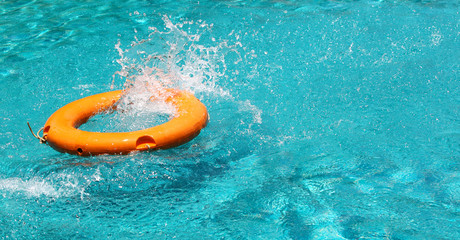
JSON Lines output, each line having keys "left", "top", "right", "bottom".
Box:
{"left": 0, "top": 177, "right": 59, "bottom": 197}
{"left": 0, "top": 169, "right": 102, "bottom": 199}
{"left": 0, "top": 176, "right": 78, "bottom": 198}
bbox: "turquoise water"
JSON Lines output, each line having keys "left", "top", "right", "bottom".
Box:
{"left": 1, "top": 0, "right": 459, "bottom": 239}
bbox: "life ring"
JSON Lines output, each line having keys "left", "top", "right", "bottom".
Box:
{"left": 42, "top": 89, "right": 208, "bottom": 156}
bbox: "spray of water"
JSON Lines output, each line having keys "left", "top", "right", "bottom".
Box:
{"left": 78, "top": 16, "right": 244, "bottom": 132}
{"left": 84, "top": 15, "right": 245, "bottom": 132}
{"left": 112, "top": 15, "right": 239, "bottom": 97}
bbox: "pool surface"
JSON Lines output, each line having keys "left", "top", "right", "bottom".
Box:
{"left": 0, "top": 0, "right": 458, "bottom": 239}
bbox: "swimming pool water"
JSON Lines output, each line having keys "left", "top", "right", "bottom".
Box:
{"left": 0, "top": 0, "right": 458, "bottom": 239}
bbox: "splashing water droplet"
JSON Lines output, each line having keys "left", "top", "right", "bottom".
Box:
{"left": 112, "top": 15, "right": 239, "bottom": 99}
{"left": 85, "top": 16, "right": 246, "bottom": 133}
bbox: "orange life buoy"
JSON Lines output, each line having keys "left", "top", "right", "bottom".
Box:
{"left": 42, "top": 89, "right": 208, "bottom": 156}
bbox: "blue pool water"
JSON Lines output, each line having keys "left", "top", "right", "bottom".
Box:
{"left": 1, "top": 0, "right": 459, "bottom": 239}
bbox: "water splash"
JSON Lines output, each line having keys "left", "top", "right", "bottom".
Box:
{"left": 81, "top": 15, "right": 263, "bottom": 133}
{"left": 112, "top": 15, "right": 237, "bottom": 98}
{"left": 81, "top": 15, "right": 251, "bottom": 132}
{"left": 0, "top": 170, "right": 100, "bottom": 199}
